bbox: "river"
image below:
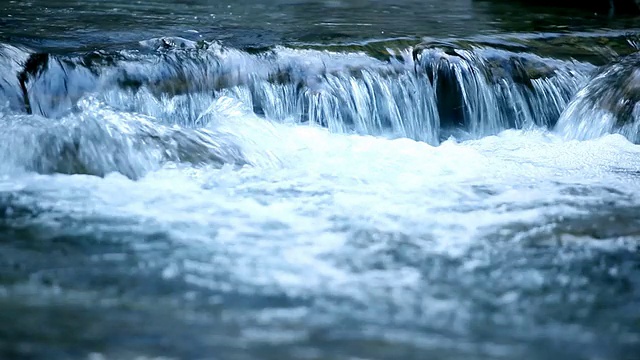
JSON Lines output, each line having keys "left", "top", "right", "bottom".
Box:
{"left": 0, "top": 1, "right": 639, "bottom": 359}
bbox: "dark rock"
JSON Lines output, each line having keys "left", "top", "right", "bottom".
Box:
{"left": 412, "top": 40, "right": 473, "bottom": 62}
{"left": 555, "top": 52, "right": 640, "bottom": 141}
{"left": 591, "top": 52, "right": 640, "bottom": 125}
{"left": 138, "top": 37, "right": 203, "bottom": 51}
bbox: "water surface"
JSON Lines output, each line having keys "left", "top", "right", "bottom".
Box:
{"left": 1, "top": 1, "right": 639, "bottom": 359}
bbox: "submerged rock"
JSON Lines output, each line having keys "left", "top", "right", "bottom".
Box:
{"left": 0, "top": 100, "right": 248, "bottom": 179}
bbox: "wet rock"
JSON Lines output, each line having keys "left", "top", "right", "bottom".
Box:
{"left": 413, "top": 42, "right": 559, "bottom": 85}
{"left": 138, "top": 37, "right": 201, "bottom": 51}
{"left": 528, "top": 34, "right": 640, "bottom": 65}
{"left": 555, "top": 52, "right": 640, "bottom": 141}
{"left": 580, "top": 52, "right": 640, "bottom": 125}
{"left": 412, "top": 40, "right": 473, "bottom": 62}
{"left": 484, "top": 56, "right": 558, "bottom": 85}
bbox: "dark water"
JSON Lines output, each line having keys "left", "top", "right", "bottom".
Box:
{"left": 1, "top": 0, "right": 638, "bottom": 52}
{"left": 1, "top": 1, "right": 640, "bottom": 360}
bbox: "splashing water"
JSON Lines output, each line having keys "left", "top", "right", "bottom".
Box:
{"left": 1, "top": 32, "right": 640, "bottom": 360}
{"left": 7, "top": 42, "right": 596, "bottom": 145}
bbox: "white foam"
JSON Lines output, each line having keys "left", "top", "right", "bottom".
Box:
{"left": 3, "top": 112, "right": 640, "bottom": 303}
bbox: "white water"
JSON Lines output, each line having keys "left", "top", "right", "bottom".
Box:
{"left": 2, "top": 46, "right": 640, "bottom": 359}
{"left": 3, "top": 100, "right": 639, "bottom": 314}
{"left": 11, "top": 44, "right": 592, "bottom": 146}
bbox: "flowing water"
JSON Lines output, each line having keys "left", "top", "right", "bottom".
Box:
{"left": 1, "top": 1, "right": 640, "bottom": 359}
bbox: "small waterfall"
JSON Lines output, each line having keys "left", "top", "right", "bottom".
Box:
{"left": 416, "top": 46, "right": 591, "bottom": 137}
{"left": 0, "top": 38, "right": 605, "bottom": 148}
{"left": 247, "top": 57, "right": 441, "bottom": 144}
{"left": 555, "top": 52, "right": 640, "bottom": 142}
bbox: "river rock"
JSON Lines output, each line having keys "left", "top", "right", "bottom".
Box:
{"left": 138, "top": 37, "right": 202, "bottom": 51}
{"left": 555, "top": 52, "right": 640, "bottom": 141}
{"left": 580, "top": 53, "right": 639, "bottom": 125}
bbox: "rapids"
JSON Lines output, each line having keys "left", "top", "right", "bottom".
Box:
{"left": 0, "top": 1, "right": 639, "bottom": 359}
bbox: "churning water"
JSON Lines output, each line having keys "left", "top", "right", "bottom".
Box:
{"left": 0, "top": 1, "right": 639, "bottom": 359}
